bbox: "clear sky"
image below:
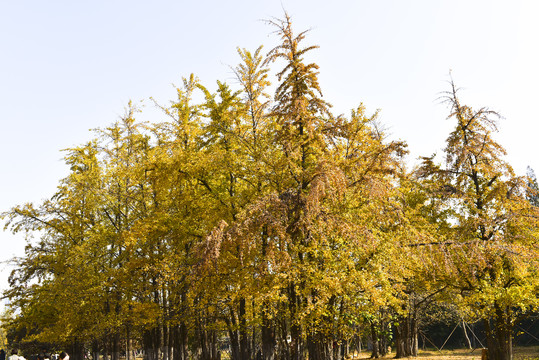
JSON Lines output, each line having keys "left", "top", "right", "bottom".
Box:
{"left": 1, "top": 0, "right": 538, "bottom": 298}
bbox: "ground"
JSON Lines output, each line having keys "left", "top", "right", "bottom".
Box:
{"left": 346, "top": 347, "right": 539, "bottom": 360}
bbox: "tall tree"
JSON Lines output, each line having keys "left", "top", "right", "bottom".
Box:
{"left": 418, "top": 80, "right": 539, "bottom": 360}
{"left": 201, "top": 15, "right": 408, "bottom": 360}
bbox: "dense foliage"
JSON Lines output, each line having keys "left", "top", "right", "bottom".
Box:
{"left": 2, "top": 15, "right": 538, "bottom": 360}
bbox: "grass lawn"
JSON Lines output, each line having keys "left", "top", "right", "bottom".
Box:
{"left": 347, "top": 346, "right": 538, "bottom": 360}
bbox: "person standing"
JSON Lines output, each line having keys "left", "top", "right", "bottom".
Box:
{"left": 0, "top": 349, "right": 6, "bottom": 360}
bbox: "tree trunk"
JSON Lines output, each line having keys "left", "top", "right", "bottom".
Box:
{"left": 289, "top": 283, "right": 301, "bottom": 360}
{"left": 252, "top": 302, "right": 257, "bottom": 360}
{"left": 201, "top": 328, "right": 214, "bottom": 360}
{"left": 162, "top": 324, "right": 169, "bottom": 360}
{"left": 394, "top": 314, "right": 418, "bottom": 358}
{"left": 104, "top": 336, "right": 111, "bottom": 360}
{"left": 355, "top": 333, "right": 362, "bottom": 354}
{"left": 229, "top": 329, "right": 240, "bottom": 360}
{"left": 143, "top": 330, "right": 155, "bottom": 360}
{"left": 483, "top": 306, "right": 513, "bottom": 360}
{"left": 306, "top": 332, "right": 327, "bottom": 360}
{"left": 260, "top": 235, "right": 276, "bottom": 360}
{"left": 410, "top": 314, "right": 418, "bottom": 357}
{"left": 112, "top": 333, "right": 121, "bottom": 360}
{"left": 279, "top": 313, "right": 291, "bottom": 360}
{"left": 175, "top": 292, "right": 189, "bottom": 360}
{"left": 370, "top": 322, "right": 379, "bottom": 359}
{"left": 92, "top": 340, "right": 100, "bottom": 360}
{"left": 261, "top": 305, "right": 276, "bottom": 360}
{"left": 212, "top": 330, "right": 219, "bottom": 360}
{"left": 379, "top": 319, "right": 388, "bottom": 357}
{"left": 239, "top": 297, "right": 249, "bottom": 360}
{"left": 394, "top": 320, "right": 405, "bottom": 358}
{"left": 180, "top": 322, "right": 189, "bottom": 360}
{"left": 126, "top": 325, "right": 133, "bottom": 360}
{"left": 226, "top": 316, "right": 240, "bottom": 360}
{"left": 172, "top": 324, "right": 187, "bottom": 360}
{"left": 71, "top": 339, "right": 85, "bottom": 360}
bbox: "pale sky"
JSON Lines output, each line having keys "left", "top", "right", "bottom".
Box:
{"left": 1, "top": 0, "right": 539, "bottom": 299}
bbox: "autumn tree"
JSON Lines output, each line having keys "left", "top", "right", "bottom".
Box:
{"left": 199, "top": 14, "right": 409, "bottom": 360}
{"left": 3, "top": 139, "right": 104, "bottom": 358}
{"left": 3, "top": 105, "right": 156, "bottom": 360}
{"left": 7, "top": 13, "right": 537, "bottom": 360}
{"left": 387, "top": 170, "right": 456, "bottom": 358}
{"left": 417, "top": 80, "right": 539, "bottom": 360}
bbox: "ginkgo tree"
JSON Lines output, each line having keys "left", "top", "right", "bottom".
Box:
{"left": 197, "top": 13, "right": 410, "bottom": 360}
{"left": 2, "top": 14, "right": 537, "bottom": 360}
{"left": 417, "top": 80, "right": 539, "bottom": 360}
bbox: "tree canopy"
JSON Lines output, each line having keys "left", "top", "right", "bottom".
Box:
{"left": 2, "top": 15, "right": 538, "bottom": 360}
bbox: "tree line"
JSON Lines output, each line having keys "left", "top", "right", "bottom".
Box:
{"left": 2, "top": 14, "right": 538, "bottom": 360}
